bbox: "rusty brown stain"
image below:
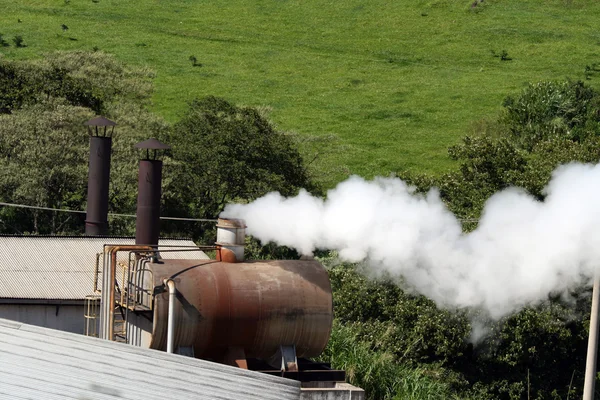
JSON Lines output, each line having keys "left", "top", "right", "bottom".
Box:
{"left": 147, "top": 259, "right": 333, "bottom": 360}
{"left": 106, "top": 245, "right": 152, "bottom": 341}
{"left": 216, "top": 246, "right": 239, "bottom": 263}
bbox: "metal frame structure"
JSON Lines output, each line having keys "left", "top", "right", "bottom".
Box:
{"left": 87, "top": 241, "right": 343, "bottom": 384}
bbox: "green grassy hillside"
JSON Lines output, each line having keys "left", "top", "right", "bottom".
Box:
{"left": 2, "top": 0, "right": 600, "bottom": 186}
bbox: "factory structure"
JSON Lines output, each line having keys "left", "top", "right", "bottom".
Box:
{"left": 0, "top": 236, "right": 204, "bottom": 334}
{"left": 0, "top": 117, "right": 364, "bottom": 399}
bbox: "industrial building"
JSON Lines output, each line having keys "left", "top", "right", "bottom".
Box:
{"left": 0, "top": 235, "right": 207, "bottom": 334}
{"left": 0, "top": 117, "right": 364, "bottom": 399}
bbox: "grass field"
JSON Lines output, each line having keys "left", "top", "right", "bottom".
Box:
{"left": 2, "top": 0, "right": 600, "bottom": 187}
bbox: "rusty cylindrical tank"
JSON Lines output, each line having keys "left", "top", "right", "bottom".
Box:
{"left": 148, "top": 259, "right": 333, "bottom": 360}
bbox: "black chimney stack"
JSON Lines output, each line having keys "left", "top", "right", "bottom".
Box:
{"left": 85, "top": 116, "right": 116, "bottom": 236}
{"left": 134, "top": 138, "right": 170, "bottom": 246}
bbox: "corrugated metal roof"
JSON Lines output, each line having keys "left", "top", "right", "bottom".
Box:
{"left": 0, "top": 318, "right": 301, "bottom": 400}
{"left": 0, "top": 236, "right": 210, "bottom": 300}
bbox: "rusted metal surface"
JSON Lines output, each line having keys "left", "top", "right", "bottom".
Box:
{"left": 85, "top": 135, "right": 112, "bottom": 235}
{"left": 93, "top": 253, "right": 101, "bottom": 293}
{"left": 216, "top": 218, "right": 246, "bottom": 262}
{"left": 216, "top": 245, "right": 242, "bottom": 263}
{"left": 134, "top": 138, "right": 171, "bottom": 150}
{"left": 105, "top": 245, "right": 152, "bottom": 341}
{"left": 134, "top": 138, "right": 171, "bottom": 161}
{"left": 135, "top": 159, "right": 162, "bottom": 246}
{"left": 216, "top": 218, "right": 246, "bottom": 243}
{"left": 148, "top": 259, "right": 333, "bottom": 361}
{"left": 85, "top": 116, "right": 117, "bottom": 127}
{"left": 84, "top": 116, "right": 116, "bottom": 137}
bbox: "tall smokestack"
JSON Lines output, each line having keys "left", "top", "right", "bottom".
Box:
{"left": 134, "top": 138, "right": 171, "bottom": 246}
{"left": 84, "top": 116, "right": 116, "bottom": 236}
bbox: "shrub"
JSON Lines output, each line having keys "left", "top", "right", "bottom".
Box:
{"left": 501, "top": 80, "right": 600, "bottom": 149}
{"left": 0, "top": 33, "right": 9, "bottom": 47}
{"left": 189, "top": 55, "right": 201, "bottom": 67}
{"left": 13, "top": 35, "right": 25, "bottom": 48}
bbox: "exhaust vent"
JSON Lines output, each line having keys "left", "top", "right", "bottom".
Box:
{"left": 216, "top": 218, "right": 246, "bottom": 262}
{"left": 84, "top": 116, "right": 116, "bottom": 236}
{"left": 134, "top": 138, "right": 170, "bottom": 246}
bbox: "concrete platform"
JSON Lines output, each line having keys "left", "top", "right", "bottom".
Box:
{"left": 300, "top": 382, "right": 365, "bottom": 400}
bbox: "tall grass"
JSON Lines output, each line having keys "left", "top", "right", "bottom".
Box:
{"left": 321, "top": 320, "right": 456, "bottom": 400}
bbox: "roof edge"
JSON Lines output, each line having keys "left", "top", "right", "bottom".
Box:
{"left": 0, "top": 299, "right": 86, "bottom": 305}
{"left": 0, "top": 234, "right": 195, "bottom": 241}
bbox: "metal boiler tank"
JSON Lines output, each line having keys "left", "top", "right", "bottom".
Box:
{"left": 148, "top": 258, "right": 333, "bottom": 361}
{"left": 126, "top": 218, "right": 333, "bottom": 366}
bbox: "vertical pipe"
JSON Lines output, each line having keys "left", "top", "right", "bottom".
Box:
{"left": 93, "top": 253, "right": 101, "bottom": 293}
{"left": 108, "top": 250, "right": 118, "bottom": 341}
{"left": 135, "top": 159, "right": 162, "bottom": 246}
{"left": 584, "top": 274, "right": 600, "bottom": 400}
{"left": 103, "top": 246, "right": 150, "bottom": 341}
{"left": 164, "top": 279, "right": 176, "bottom": 354}
{"left": 86, "top": 136, "right": 112, "bottom": 235}
{"left": 215, "top": 218, "right": 246, "bottom": 263}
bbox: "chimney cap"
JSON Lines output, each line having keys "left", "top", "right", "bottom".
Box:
{"left": 85, "top": 116, "right": 117, "bottom": 127}
{"left": 134, "top": 138, "right": 171, "bottom": 150}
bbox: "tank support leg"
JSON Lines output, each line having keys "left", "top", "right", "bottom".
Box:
{"left": 267, "top": 345, "right": 298, "bottom": 372}
{"left": 223, "top": 346, "right": 248, "bottom": 369}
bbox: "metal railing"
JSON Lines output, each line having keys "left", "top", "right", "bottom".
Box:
{"left": 84, "top": 294, "right": 101, "bottom": 337}
{"left": 92, "top": 245, "right": 216, "bottom": 343}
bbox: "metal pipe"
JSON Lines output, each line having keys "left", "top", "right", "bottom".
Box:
{"left": 215, "top": 218, "right": 246, "bottom": 262}
{"left": 135, "top": 159, "right": 163, "bottom": 246}
{"left": 85, "top": 136, "right": 112, "bottom": 235}
{"left": 164, "top": 279, "right": 176, "bottom": 354}
{"left": 584, "top": 274, "right": 600, "bottom": 400}
{"left": 120, "top": 262, "right": 127, "bottom": 307}
{"left": 93, "top": 253, "right": 101, "bottom": 293}
{"left": 100, "top": 246, "right": 110, "bottom": 339}
{"left": 106, "top": 245, "right": 151, "bottom": 341}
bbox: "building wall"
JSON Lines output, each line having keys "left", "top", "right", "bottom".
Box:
{"left": 0, "top": 304, "right": 85, "bottom": 334}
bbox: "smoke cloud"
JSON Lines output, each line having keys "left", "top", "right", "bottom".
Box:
{"left": 222, "top": 163, "right": 600, "bottom": 318}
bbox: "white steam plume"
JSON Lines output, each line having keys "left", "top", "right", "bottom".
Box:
{"left": 222, "top": 163, "right": 600, "bottom": 319}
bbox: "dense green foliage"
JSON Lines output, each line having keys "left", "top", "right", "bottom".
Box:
{"left": 502, "top": 81, "right": 600, "bottom": 149}
{"left": 3, "top": 1, "right": 600, "bottom": 186}
{"left": 405, "top": 81, "right": 600, "bottom": 226}
{"left": 0, "top": 52, "right": 313, "bottom": 237}
{"left": 0, "top": 52, "right": 158, "bottom": 234}
{"left": 0, "top": 100, "right": 92, "bottom": 233}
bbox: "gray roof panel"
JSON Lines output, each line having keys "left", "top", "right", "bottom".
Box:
{"left": 0, "top": 318, "right": 301, "bottom": 400}
{"left": 0, "top": 236, "right": 209, "bottom": 300}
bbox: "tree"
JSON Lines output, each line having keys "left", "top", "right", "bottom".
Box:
{"left": 163, "top": 96, "right": 316, "bottom": 240}
{"left": 402, "top": 80, "right": 600, "bottom": 227}
{"left": 0, "top": 100, "right": 92, "bottom": 233}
